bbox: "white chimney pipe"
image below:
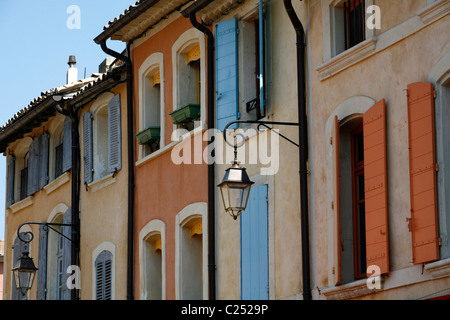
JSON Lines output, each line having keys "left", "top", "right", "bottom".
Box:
{"left": 67, "top": 55, "right": 78, "bottom": 84}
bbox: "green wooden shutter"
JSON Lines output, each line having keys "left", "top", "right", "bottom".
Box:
{"left": 62, "top": 117, "right": 73, "bottom": 173}
{"left": 95, "top": 250, "right": 113, "bottom": 300}
{"left": 108, "top": 94, "right": 122, "bottom": 173}
{"left": 83, "top": 112, "right": 93, "bottom": 184}
{"left": 6, "top": 154, "right": 15, "bottom": 207}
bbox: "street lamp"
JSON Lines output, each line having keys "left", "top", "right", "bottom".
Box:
{"left": 218, "top": 159, "right": 254, "bottom": 220}
{"left": 12, "top": 250, "right": 38, "bottom": 297}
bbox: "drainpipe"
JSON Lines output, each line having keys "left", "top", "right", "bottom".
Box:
{"left": 181, "top": 0, "right": 216, "bottom": 300}
{"left": 283, "top": 0, "right": 311, "bottom": 300}
{"left": 53, "top": 99, "right": 81, "bottom": 301}
{"left": 98, "top": 40, "right": 135, "bottom": 300}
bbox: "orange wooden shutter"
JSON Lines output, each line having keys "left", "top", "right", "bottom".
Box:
{"left": 363, "top": 99, "right": 389, "bottom": 275}
{"left": 407, "top": 82, "right": 440, "bottom": 264}
{"left": 332, "top": 115, "right": 342, "bottom": 285}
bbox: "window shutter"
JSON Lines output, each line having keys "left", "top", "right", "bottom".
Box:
{"left": 241, "top": 185, "right": 269, "bottom": 300}
{"left": 36, "top": 224, "right": 48, "bottom": 300}
{"left": 332, "top": 115, "right": 342, "bottom": 285}
{"left": 83, "top": 112, "right": 93, "bottom": 184}
{"left": 407, "top": 82, "right": 439, "bottom": 264}
{"left": 95, "top": 250, "right": 113, "bottom": 300}
{"left": 216, "top": 18, "right": 239, "bottom": 131}
{"left": 6, "top": 154, "right": 15, "bottom": 207}
{"left": 363, "top": 99, "right": 389, "bottom": 275}
{"left": 63, "top": 117, "right": 73, "bottom": 173}
{"left": 27, "top": 136, "right": 41, "bottom": 196}
{"left": 108, "top": 94, "right": 122, "bottom": 173}
{"left": 61, "top": 207, "right": 72, "bottom": 300}
{"left": 39, "top": 132, "right": 49, "bottom": 189}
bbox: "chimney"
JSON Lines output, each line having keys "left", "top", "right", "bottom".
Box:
{"left": 67, "top": 55, "right": 78, "bottom": 84}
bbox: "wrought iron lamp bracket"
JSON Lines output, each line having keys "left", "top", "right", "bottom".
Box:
{"left": 17, "top": 222, "right": 75, "bottom": 244}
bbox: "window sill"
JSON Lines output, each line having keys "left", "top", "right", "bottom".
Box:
{"left": 44, "top": 172, "right": 70, "bottom": 195}
{"left": 424, "top": 258, "right": 450, "bottom": 278}
{"left": 321, "top": 277, "right": 383, "bottom": 300}
{"left": 315, "top": 38, "right": 377, "bottom": 81}
{"left": 417, "top": 0, "right": 450, "bottom": 25}
{"left": 9, "top": 196, "right": 34, "bottom": 214}
{"left": 87, "top": 173, "right": 116, "bottom": 192}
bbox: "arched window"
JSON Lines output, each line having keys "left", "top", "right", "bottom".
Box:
{"left": 92, "top": 242, "right": 115, "bottom": 300}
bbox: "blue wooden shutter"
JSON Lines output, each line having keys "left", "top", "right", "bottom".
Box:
{"left": 61, "top": 207, "right": 72, "bottom": 300}
{"left": 36, "top": 224, "right": 48, "bottom": 300}
{"left": 241, "top": 185, "right": 269, "bottom": 300}
{"left": 6, "top": 154, "right": 15, "bottom": 207}
{"left": 39, "top": 132, "right": 49, "bottom": 189}
{"left": 83, "top": 112, "right": 93, "bottom": 184}
{"left": 27, "top": 136, "right": 40, "bottom": 196}
{"left": 108, "top": 94, "right": 122, "bottom": 173}
{"left": 216, "top": 18, "right": 239, "bottom": 131}
{"left": 63, "top": 117, "right": 72, "bottom": 173}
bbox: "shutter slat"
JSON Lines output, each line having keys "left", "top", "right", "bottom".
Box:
{"left": 216, "top": 18, "right": 239, "bottom": 131}
{"left": 108, "top": 94, "right": 122, "bottom": 173}
{"left": 83, "top": 112, "right": 93, "bottom": 184}
{"left": 332, "top": 115, "right": 342, "bottom": 285}
{"left": 407, "top": 82, "right": 439, "bottom": 264}
{"left": 63, "top": 117, "right": 73, "bottom": 173}
{"left": 363, "top": 99, "right": 389, "bottom": 275}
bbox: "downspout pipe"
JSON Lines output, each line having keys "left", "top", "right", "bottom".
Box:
{"left": 283, "top": 0, "right": 311, "bottom": 300}
{"left": 98, "top": 40, "right": 135, "bottom": 300}
{"left": 181, "top": 0, "right": 216, "bottom": 300}
{"left": 53, "top": 102, "right": 81, "bottom": 301}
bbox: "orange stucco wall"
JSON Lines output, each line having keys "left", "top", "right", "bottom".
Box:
{"left": 131, "top": 16, "right": 209, "bottom": 300}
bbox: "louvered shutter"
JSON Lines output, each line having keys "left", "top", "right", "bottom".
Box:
{"left": 241, "top": 185, "right": 269, "bottom": 299}
{"left": 216, "top": 18, "right": 239, "bottom": 131}
{"left": 36, "top": 224, "right": 48, "bottom": 300}
{"left": 363, "top": 99, "right": 389, "bottom": 275}
{"left": 6, "top": 154, "right": 15, "bottom": 207}
{"left": 39, "top": 132, "right": 49, "bottom": 189}
{"left": 63, "top": 117, "right": 73, "bottom": 173}
{"left": 108, "top": 94, "right": 122, "bottom": 173}
{"left": 27, "top": 136, "right": 41, "bottom": 196}
{"left": 332, "top": 115, "right": 342, "bottom": 285}
{"left": 407, "top": 82, "right": 440, "bottom": 264}
{"left": 95, "top": 250, "right": 113, "bottom": 300}
{"left": 61, "top": 207, "right": 72, "bottom": 300}
{"left": 83, "top": 112, "right": 93, "bottom": 184}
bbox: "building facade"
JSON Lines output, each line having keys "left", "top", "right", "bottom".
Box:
{"left": 1, "top": 0, "right": 449, "bottom": 300}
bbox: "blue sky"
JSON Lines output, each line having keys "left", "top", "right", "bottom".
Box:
{"left": 0, "top": 0, "right": 134, "bottom": 239}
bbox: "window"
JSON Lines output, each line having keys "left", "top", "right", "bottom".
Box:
{"left": 175, "top": 202, "right": 208, "bottom": 300}
{"left": 19, "top": 152, "right": 29, "bottom": 201}
{"left": 95, "top": 250, "right": 113, "bottom": 300}
{"left": 172, "top": 29, "right": 206, "bottom": 135}
{"left": 328, "top": 0, "right": 371, "bottom": 58}
{"left": 83, "top": 93, "right": 122, "bottom": 185}
{"left": 49, "top": 116, "right": 72, "bottom": 181}
{"left": 332, "top": 99, "right": 389, "bottom": 286}
{"left": 54, "top": 133, "right": 64, "bottom": 179}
